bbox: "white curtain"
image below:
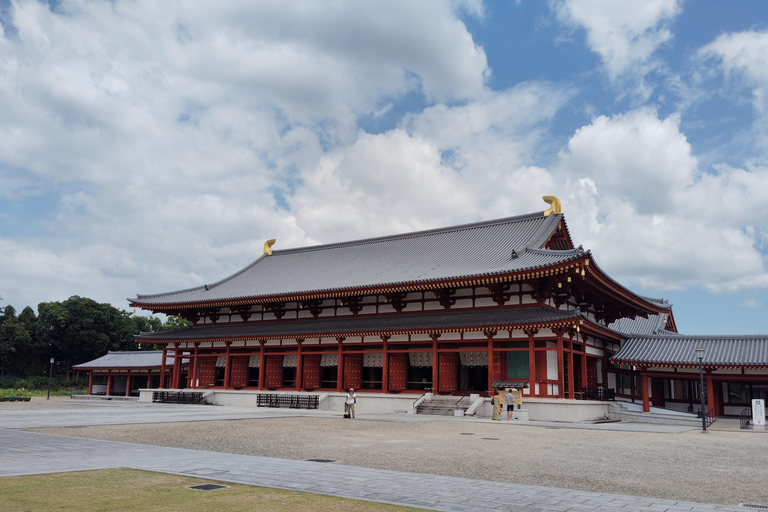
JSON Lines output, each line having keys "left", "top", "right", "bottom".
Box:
{"left": 283, "top": 354, "right": 298, "bottom": 368}
{"left": 409, "top": 352, "right": 433, "bottom": 367}
{"left": 248, "top": 355, "right": 260, "bottom": 368}
{"left": 363, "top": 353, "right": 383, "bottom": 367}
{"left": 320, "top": 353, "right": 338, "bottom": 367}
{"left": 459, "top": 351, "right": 488, "bottom": 366}
{"left": 215, "top": 356, "right": 226, "bottom": 368}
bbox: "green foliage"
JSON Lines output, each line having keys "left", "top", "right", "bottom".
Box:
{"left": 162, "top": 315, "right": 192, "bottom": 331}
{"left": 0, "top": 296, "right": 181, "bottom": 379}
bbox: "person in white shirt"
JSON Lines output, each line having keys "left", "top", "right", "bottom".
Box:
{"left": 345, "top": 388, "right": 357, "bottom": 418}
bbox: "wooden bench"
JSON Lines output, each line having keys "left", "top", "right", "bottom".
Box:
{"left": 257, "top": 394, "right": 319, "bottom": 409}
{"left": 152, "top": 391, "right": 205, "bottom": 404}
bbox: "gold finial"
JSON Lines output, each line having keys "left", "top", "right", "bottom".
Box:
{"left": 542, "top": 195, "right": 562, "bottom": 216}
{"left": 263, "top": 239, "right": 276, "bottom": 255}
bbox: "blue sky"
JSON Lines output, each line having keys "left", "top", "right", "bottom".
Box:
{"left": 1, "top": 0, "right": 768, "bottom": 334}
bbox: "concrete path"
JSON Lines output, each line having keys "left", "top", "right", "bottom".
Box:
{"left": 0, "top": 427, "right": 753, "bottom": 512}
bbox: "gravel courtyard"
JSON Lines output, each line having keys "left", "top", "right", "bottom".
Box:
{"left": 32, "top": 416, "right": 768, "bottom": 507}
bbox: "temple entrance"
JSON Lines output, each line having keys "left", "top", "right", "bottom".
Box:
{"left": 407, "top": 351, "right": 432, "bottom": 391}
{"left": 458, "top": 351, "right": 488, "bottom": 392}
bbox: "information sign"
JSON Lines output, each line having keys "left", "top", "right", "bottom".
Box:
{"left": 752, "top": 399, "right": 766, "bottom": 430}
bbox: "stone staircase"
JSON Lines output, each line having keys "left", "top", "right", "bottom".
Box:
{"left": 416, "top": 395, "right": 471, "bottom": 416}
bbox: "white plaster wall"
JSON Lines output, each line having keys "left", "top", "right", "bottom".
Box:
{"left": 547, "top": 350, "right": 558, "bottom": 380}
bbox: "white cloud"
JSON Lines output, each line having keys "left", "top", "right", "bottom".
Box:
{"left": 700, "top": 30, "right": 768, "bottom": 115}
{"left": 559, "top": 107, "right": 696, "bottom": 214}
{"left": 553, "top": 0, "right": 682, "bottom": 98}
{"left": 0, "top": 0, "right": 493, "bottom": 310}
{"left": 558, "top": 108, "right": 768, "bottom": 292}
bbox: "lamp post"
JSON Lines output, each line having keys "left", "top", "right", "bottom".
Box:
{"left": 696, "top": 347, "right": 706, "bottom": 433}
{"left": 47, "top": 357, "right": 54, "bottom": 400}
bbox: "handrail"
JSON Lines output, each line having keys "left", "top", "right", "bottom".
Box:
{"left": 412, "top": 389, "right": 430, "bottom": 409}
{"left": 454, "top": 395, "right": 466, "bottom": 409}
{"left": 740, "top": 407, "right": 752, "bottom": 429}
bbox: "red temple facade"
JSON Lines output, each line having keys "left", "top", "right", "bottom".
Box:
{"left": 129, "top": 198, "right": 677, "bottom": 403}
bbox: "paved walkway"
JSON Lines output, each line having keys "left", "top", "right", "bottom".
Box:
{"left": 0, "top": 399, "right": 696, "bottom": 433}
{"left": 0, "top": 426, "right": 752, "bottom": 512}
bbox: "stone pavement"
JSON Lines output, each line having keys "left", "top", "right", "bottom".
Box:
{"left": 0, "top": 399, "right": 696, "bottom": 433}
{"left": 0, "top": 427, "right": 752, "bottom": 512}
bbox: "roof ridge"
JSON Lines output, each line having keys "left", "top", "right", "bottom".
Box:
{"left": 627, "top": 333, "right": 768, "bottom": 340}
{"left": 134, "top": 210, "right": 552, "bottom": 300}
{"left": 271, "top": 210, "right": 549, "bottom": 256}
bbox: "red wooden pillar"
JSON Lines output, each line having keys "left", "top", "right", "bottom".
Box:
{"left": 172, "top": 343, "right": 181, "bottom": 389}
{"left": 125, "top": 374, "right": 131, "bottom": 396}
{"left": 641, "top": 370, "right": 650, "bottom": 412}
{"left": 336, "top": 337, "right": 345, "bottom": 392}
{"left": 381, "top": 335, "right": 390, "bottom": 392}
{"left": 106, "top": 374, "right": 113, "bottom": 396}
{"left": 146, "top": 375, "right": 151, "bottom": 389}
{"left": 706, "top": 373, "right": 716, "bottom": 417}
{"left": 159, "top": 345, "right": 168, "bottom": 389}
{"left": 223, "top": 342, "right": 232, "bottom": 389}
{"left": 567, "top": 334, "right": 575, "bottom": 399}
{"left": 188, "top": 343, "right": 199, "bottom": 389}
{"left": 526, "top": 329, "right": 537, "bottom": 396}
{"left": 580, "top": 338, "right": 588, "bottom": 391}
{"left": 258, "top": 340, "right": 266, "bottom": 390}
{"left": 430, "top": 333, "right": 440, "bottom": 393}
{"left": 88, "top": 373, "right": 94, "bottom": 395}
{"left": 555, "top": 329, "right": 565, "bottom": 398}
{"left": 295, "top": 339, "right": 304, "bottom": 391}
{"left": 485, "top": 329, "right": 497, "bottom": 394}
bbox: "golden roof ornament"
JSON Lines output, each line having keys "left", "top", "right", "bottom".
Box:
{"left": 263, "top": 239, "right": 276, "bottom": 255}
{"left": 542, "top": 195, "right": 562, "bottom": 216}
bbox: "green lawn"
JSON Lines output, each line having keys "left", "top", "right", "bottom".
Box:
{"left": 0, "top": 468, "right": 425, "bottom": 512}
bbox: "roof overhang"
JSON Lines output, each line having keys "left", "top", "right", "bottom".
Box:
{"left": 135, "top": 307, "right": 588, "bottom": 344}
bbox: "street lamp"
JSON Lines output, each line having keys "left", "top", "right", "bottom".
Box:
{"left": 696, "top": 347, "right": 706, "bottom": 433}
{"left": 47, "top": 357, "right": 54, "bottom": 400}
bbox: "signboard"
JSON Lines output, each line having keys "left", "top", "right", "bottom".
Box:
{"left": 753, "top": 399, "right": 766, "bottom": 430}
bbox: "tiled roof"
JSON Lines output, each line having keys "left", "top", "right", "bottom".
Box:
{"left": 73, "top": 350, "right": 174, "bottom": 369}
{"left": 131, "top": 211, "right": 576, "bottom": 307}
{"left": 609, "top": 313, "right": 668, "bottom": 336}
{"left": 136, "top": 307, "right": 585, "bottom": 342}
{"left": 611, "top": 335, "right": 768, "bottom": 368}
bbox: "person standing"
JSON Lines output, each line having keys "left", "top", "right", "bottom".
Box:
{"left": 505, "top": 388, "right": 515, "bottom": 420}
{"left": 346, "top": 388, "right": 357, "bottom": 419}
{"left": 491, "top": 390, "right": 502, "bottom": 421}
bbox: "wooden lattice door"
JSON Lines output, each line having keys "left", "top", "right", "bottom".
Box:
{"left": 343, "top": 354, "right": 363, "bottom": 390}
{"left": 302, "top": 354, "right": 321, "bottom": 390}
{"left": 586, "top": 357, "right": 598, "bottom": 387}
{"left": 264, "top": 355, "right": 283, "bottom": 389}
{"left": 388, "top": 353, "right": 407, "bottom": 391}
{"left": 197, "top": 357, "right": 216, "bottom": 388}
{"left": 438, "top": 352, "right": 459, "bottom": 393}
{"left": 229, "top": 356, "right": 249, "bottom": 388}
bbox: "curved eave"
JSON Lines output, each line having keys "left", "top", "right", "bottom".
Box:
{"left": 583, "top": 256, "right": 670, "bottom": 316}
{"left": 610, "top": 360, "right": 768, "bottom": 371}
{"left": 130, "top": 257, "right": 588, "bottom": 313}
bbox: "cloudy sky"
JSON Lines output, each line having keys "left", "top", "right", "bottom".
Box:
{"left": 1, "top": 0, "right": 767, "bottom": 334}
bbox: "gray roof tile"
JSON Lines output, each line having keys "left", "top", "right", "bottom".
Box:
{"left": 73, "top": 350, "right": 173, "bottom": 369}
{"left": 612, "top": 335, "right": 768, "bottom": 367}
{"left": 132, "top": 212, "right": 576, "bottom": 306}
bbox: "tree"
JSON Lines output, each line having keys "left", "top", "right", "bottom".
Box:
{"left": 162, "top": 315, "right": 192, "bottom": 331}
{"left": 37, "top": 296, "right": 137, "bottom": 380}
